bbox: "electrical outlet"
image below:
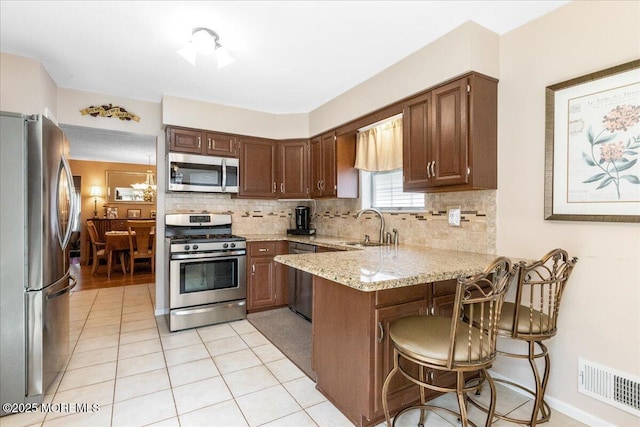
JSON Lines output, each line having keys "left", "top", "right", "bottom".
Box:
{"left": 448, "top": 207, "right": 461, "bottom": 227}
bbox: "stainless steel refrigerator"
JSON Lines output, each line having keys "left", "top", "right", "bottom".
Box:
{"left": 1, "top": 112, "right": 77, "bottom": 416}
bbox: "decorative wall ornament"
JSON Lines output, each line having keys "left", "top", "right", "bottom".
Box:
{"left": 80, "top": 104, "right": 140, "bottom": 122}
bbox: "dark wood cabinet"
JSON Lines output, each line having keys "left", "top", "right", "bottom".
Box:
{"left": 167, "top": 127, "right": 202, "bottom": 154}
{"left": 278, "top": 139, "right": 309, "bottom": 199}
{"left": 238, "top": 137, "right": 278, "bottom": 198}
{"left": 204, "top": 131, "right": 237, "bottom": 157}
{"left": 402, "top": 92, "right": 432, "bottom": 190}
{"left": 310, "top": 131, "right": 358, "bottom": 199}
{"left": 402, "top": 72, "right": 497, "bottom": 193}
{"left": 310, "top": 136, "right": 323, "bottom": 198}
{"left": 373, "top": 299, "right": 429, "bottom": 415}
{"left": 247, "top": 241, "right": 288, "bottom": 312}
{"left": 167, "top": 126, "right": 237, "bottom": 157}
{"left": 431, "top": 279, "right": 458, "bottom": 317}
{"left": 313, "top": 277, "right": 461, "bottom": 426}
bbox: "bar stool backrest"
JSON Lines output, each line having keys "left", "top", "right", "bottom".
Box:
{"left": 448, "top": 256, "right": 513, "bottom": 369}
{"left": 510, "top": 248, "right": 578, "bottom": 341}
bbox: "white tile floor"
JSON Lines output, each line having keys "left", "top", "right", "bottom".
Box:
{"left": 0, "top": 284, "right": 587, "bottom": 427}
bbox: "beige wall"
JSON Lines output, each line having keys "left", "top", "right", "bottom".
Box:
{"left": 308, "top": 21, "right": 500, "bottom": 135}
{"left": 496, "top": 1, "right": 640, "bottom": 425}
{"left": 0, "top": 53, "right": 58, "bottom": 117}
{"left": 58, "top": 87, "right": 162, "bottom": 136}
{"left": 162, "top": 95, "right": 308, "bottom": 139}
{"left": 70, "top": 159, "right": 157, "bottom": 264}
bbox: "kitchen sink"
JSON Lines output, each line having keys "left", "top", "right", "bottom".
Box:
{"left": 341, "top": 241, "right": 385, "bottom": 247}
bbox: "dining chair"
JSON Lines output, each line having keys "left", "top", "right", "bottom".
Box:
{"left": 466, "top": 248, "right": 578, "bottom": 426}
{"left": 86, "top": 220, "right": 106, "bottom": 275}
{"left": 126, "top": 220, "right": 155, "bottom": 275}
{"left": 381, "top": 257, "right": 513, "bottom": 427}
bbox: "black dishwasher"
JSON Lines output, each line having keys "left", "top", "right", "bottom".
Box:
{"left": 288, "top": 242, "right": 316, "bottom": 321}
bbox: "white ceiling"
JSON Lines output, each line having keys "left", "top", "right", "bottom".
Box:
{"left": 1, "top": 0, "right": 569, "bottom": 162}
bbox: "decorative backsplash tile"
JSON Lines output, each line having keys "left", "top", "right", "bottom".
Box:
{"left": 164, "top": 189, "right": 497, "bottom": 254}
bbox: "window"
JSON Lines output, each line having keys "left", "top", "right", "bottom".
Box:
{"left": 362, "top": 169, "right": 424, "bottom": 211}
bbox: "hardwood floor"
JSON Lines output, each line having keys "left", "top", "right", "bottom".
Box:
{"left": 69, "top": 258, "right": 155, "bottom": 291}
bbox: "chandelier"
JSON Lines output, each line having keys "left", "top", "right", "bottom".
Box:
{"left": 131, "top": 156, "right": 156, "bottom": 202}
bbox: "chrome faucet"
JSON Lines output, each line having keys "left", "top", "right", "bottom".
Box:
{"left": 356, "top": 208, "right": 385, "bottom": 244}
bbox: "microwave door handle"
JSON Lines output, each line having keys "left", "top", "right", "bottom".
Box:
{"left": 222, "top": 158, "right": 227, "bottom": 192}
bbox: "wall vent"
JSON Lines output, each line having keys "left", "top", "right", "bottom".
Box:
{"left": 578, "top": 358, "right": 640, "bottom": 417}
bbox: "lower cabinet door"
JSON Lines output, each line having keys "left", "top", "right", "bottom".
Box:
{"left": 247, "top": 257, "right": 276, "bottom": 310}
{"left": 373, "top": 300, "right": 429, "bottom": 417}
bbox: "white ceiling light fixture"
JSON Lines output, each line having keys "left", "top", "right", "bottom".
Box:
{"left": 177, "top": 27, "right": 235, "bottom": 68}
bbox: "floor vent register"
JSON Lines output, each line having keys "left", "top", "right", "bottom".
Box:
{"left": 578, "top": 358, "right": 640, "bottom": 417}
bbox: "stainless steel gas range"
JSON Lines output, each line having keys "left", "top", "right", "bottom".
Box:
{"left": 165, "top": 213, "right": 246, "bottom": 332}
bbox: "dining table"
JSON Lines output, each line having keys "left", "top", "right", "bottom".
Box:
{"left": 104, "top": 229, "right": 155, "bottom": 277}
{"left": 104, "top": 231, "right": 130, "bottom": 277}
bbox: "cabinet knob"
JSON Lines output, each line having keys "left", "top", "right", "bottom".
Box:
{"left": 198, "top": 136, "right": 201, "bottom": 148}
{"left": 378, "top": 322, "right": 384, "bottom": 343}
{"left": 258, "top": 248, "right": 269, "bottom": 252}
{"left": 280, "top": 183, "right": 284, "bottom": 193}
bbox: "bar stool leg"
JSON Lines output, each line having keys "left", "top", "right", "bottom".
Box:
{"left": 418, "top": 365, "right": 427, "bottom": 427}
{"left": 529, "top": 341, "right": 551, "bottom": 426}
{"left": 456, "top": 371, "right": 469, "bottom": 427}
{"left": 484, "top": 368, "right": 497, "bottom": 427}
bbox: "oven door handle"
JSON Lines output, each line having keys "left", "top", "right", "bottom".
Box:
{"left": 171, "top": 250, "right": 246, "bottom": 261}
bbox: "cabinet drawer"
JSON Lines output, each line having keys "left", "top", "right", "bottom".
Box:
{"left": 249, "top": 242, "right": 277, "bottom": 257}
{"left": 375, "top": 283, "right": 429, "bottom": 308}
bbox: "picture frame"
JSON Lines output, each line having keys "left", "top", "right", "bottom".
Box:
{"left": 544, "top": 60, "right": 640, "bottom": 223}
{"left": 106, "top": 207, "right": 118, "bottom": 219}
{"left": 127, "top": 209, "right": 141, "bottom": 218}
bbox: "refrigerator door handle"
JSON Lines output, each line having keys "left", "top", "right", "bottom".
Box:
{"left": 46, "top": 275, "right": 76, "bottom": 300}
{"left": 57, "top": 154, "right": 76, "bottom": 250}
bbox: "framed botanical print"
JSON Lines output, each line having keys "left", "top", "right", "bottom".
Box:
{"left": 544, "top": 60, "right": 640, "bottom": 222}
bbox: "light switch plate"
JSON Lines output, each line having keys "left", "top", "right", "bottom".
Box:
{"left": 448, "top": 207, "right": 461, "bottom": 227}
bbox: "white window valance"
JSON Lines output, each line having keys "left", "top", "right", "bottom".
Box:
{"left": 354, "top": 116, "right": 403, "bottom": 172}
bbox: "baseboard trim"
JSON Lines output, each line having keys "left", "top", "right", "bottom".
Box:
{"left": 488, "top": 370, "right": 616, "bottom": 427}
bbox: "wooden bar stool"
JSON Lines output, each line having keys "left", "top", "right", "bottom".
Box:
{"left": 382, "top": 257, "right": 514, "bottom": 427}
{"left": 466, "top": 248, "right": 578, "bottom": 426}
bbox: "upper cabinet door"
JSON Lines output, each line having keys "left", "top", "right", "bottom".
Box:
{"left": 431, "top": 78, "right": 468, "bottom": 187}
{"left": 279, "top": 140, "right": 309, "bottom": 199}
{"left": 205, "top": 132, "right": 238, "bottom": 157}
{"left": 168, "top": 128, "right": 203, "bottom": 154}
{"left": 321, "top": 132, "right": 337, "bottom": 197}
{"left": 402, "top": 92, "right": 432, "bottom": 191}
{"left": 402, "top": 72, "right": 497, "bottom": 193}
{"left": 310, "top": 136, "right": 323, "bottom": 198}
{"left": 238, "top": 137, "right": 278, "bottom": 198}
{"left": 168, "top": 127, "right": 238, "bottom": 157}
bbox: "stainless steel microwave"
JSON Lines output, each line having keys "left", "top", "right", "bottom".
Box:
{"left": 168, "top": 152, "right": 239, "bottom": 193}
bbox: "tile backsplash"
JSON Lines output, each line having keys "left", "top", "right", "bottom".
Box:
{"left": 165, "top": 189, "right": 496, "bottom": 254}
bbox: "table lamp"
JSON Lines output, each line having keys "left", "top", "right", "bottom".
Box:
{"left": 90, "top": 185, "right": 102, "bottom": 218}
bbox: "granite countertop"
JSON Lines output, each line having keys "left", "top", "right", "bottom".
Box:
{"left": 240, "top": 233, "right": 518, "bottom": 292}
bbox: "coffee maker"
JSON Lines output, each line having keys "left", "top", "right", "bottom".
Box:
{"left": 287, "top": 206, "right": 315, "bottom": 235}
